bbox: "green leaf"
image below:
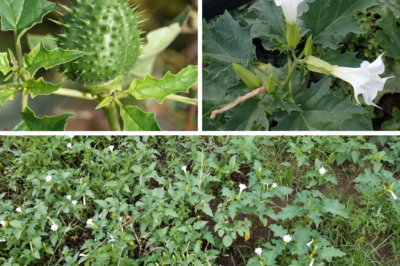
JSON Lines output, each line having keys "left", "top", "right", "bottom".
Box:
{"left": 37, "top": 203, "right": 48, "bottom": 216}
{"left": 269, "top": 224, "right": 287, "bottom": 237}
{"left": 27, "top": 33, "right": 58, "bottom": 51}
{"left": 23, "top": 77, "right": 63, "bottom": 98}
{"left": 274, "top": 205, "right": 302, "bottom": 221}
{"left": 300, "top": 0, "right": 375, "bottom": 48}
{"left": 203, "top": 11, "right": 255, "bottom": 79}
{"left": 10, "top": 220, "right": 22, "bottom": 228}
{"left": 382, "top": 107, "right": 400, "bottom": 131}
{"left": 376, "top": 6, "right": 400, "bottom": 61}
{"left": 221, "top": 97, "right": 269, "bottom": 131}
{"left": 120, "top": 105, "right": 161, "bottom": 131}
{"left": 273, "top": 77, "right": 369, "bottom": 131}
{"left": 32, "top": 237, "right": 42, "bottom": 249}
{"left": 12, "top": 107, "right": 73, "bottom": 131}
{"left": 0, "top": 53, "right": 11, "bottom": 75}
{"left": 0, "top": 0, "right": 59, "bottom": 43}
{"left": 193, "top": 221, "right": 208, "bottom": 230}
{"left": 95, "top": 97, "right": 113, "bottom": 110}
{"left": 264, "top": 93, "right": 302, "bottom": 114}
{"left": 165, "top": 209, "right": 179, "bottom": 218}
{"left": 24, "top": 41, "right": 91, "bottom": 76}
{"left": 319, "top": 247, "right": 346, "bottom": 262}
{"left": 322, "top": 199, "right": 349, "bottom": 218}
{"left": 130, "top": 23, "right": 182, "bottom": 80}
{"left": 320, "top": 49, "right": 363, "bottom": 68}
{"left": 128, "top": 65, "right": 197, "bottom": 104}
{"left": 222, "top": 235, "right": 233, "bottom": 247}
{"left": 0, "top": 87, "right": 18, "bottom": 105}
{"left": 119, "top": 258, "right": 135, "bottom": 266}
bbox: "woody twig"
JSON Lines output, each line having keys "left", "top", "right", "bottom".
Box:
{"left": 210, "top": 87, "right": 266, "bottom": 119}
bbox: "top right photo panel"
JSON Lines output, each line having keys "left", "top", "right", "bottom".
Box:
{"left": 202, "top": 0, "right": 400, "bottom": 131}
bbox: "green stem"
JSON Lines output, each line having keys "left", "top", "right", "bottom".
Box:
{"left": 102, "top": 101, "right": 121, "bottom": 131}
{"left": 0, "top": 83, "right": 19, "bottom": 90}
{"left": 117, "top": 92, "right": 197, "bottom": 105}
{"left": 51, "top": 88, "right": 100, "bottom": 101}
{"left": 15, "top": 32, "right": 29, "bottom": 111}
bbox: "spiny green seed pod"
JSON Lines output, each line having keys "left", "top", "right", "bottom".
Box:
{"left": 232, "top": 63, "right": 262, "bottom": 90}
{"left": 56, "top": 0, "right": 143, "bottom": 94}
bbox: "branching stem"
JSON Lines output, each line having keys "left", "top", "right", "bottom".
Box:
{"left": 210, "top": 87, "right": 266, "bottom": 119}
{"left": 14, "top": 32, "right": 29, "bottom": 111}
{"left": 51, "top": 88, "right": 99, "bottom": 101}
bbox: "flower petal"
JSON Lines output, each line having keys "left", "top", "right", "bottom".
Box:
{"left": 368, "top": 53, "right": 385, "bottom": 75}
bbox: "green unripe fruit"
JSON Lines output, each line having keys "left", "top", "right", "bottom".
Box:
{"left": 57, "top": 0, "right": 142, "bottom": 93}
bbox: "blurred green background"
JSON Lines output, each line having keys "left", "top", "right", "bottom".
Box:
{"left": 0, "top": 0, "right": 198, "bottom": 131}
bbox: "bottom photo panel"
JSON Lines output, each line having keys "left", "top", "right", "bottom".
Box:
{"left": 0, "top": 135, "right": 399, "bottom": 266}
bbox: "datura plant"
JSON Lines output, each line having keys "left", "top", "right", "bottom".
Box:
{"left": 203, "top": 0, "right": 398, "bottom": 131}
{"left": 0, "top": 0, "right": 198, "bottom": 131}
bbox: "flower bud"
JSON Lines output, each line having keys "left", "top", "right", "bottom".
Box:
{"left": 305, "top": 56, "right": 335, "bottom": 75}
{"left": 303, "top": 35, "right": 313, "bottom": 57}
{"left": 286, "top": 22, "right": 300, "bottom": 49}
{"left": 266, "top": 75, "right": 275, "bottom": 94}
{"left": 232, "top": 63, "right": 262, "bottom": 90}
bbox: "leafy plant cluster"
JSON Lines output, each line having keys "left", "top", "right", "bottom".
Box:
{"left": 0, "top": 135, "right": 399, "bottom": 265}
{"left": 203, "top": 0, "right": 400, "bottom": 131}
{"left": 0, "top": 0, "right": 198, "bottom": 131}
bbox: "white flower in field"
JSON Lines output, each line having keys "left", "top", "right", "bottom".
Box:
{"left": 51, "top": 224, "right": 58, "bottom": 231}
{"left": 319, "top": 167, "right": 326, "bottom": 175}
{"left": 119, "top": 216, "right": 122, "bottom": 222}
{"left": 67, "top": 143, "right": 72, "bottom": 149}
{"left": 66, "top": 195, "right": 71, "bottom": 201}
{"left": 306, "top": 239, "right": 314, "bottom": 247}
{"left": 69, "top": 135, "right": 74, "bottom": 139}
{"left": 330, "top": 54, "right": 393, "bottom": 107}
{"left": 45, "top": 175, "right": 52, "bottom": 183}
{"left": 182, "top": 166, "right": 187, "bottom": 174}
{"left": 0, "top": 239, "right": 5, "bottom": 242}
{"left": 108, "top": 145, "right": 114, "bottom": 152}
{"left": 391, "top": 192, "right": 397, "bottom": 200}
{"left": 309, "top": 259, "right": 314, "bottom": 266}
{"left": 16, "top": 207, "right": 22, "bottom": 213}
{"left": 272, "top": 183, "right": 278, "bottom": 188}
{"left": 79, "top": 254, "right": 87, "bottom": 257}
{"left": 72, "top": 200, "right": 77, "bottom": 206}
{"left": 0, "top": 221, "right": 5, "bottom": 227}
{"left": 255, "top": 247, "right": 262, "bottom": 256}
{"left": 239, "top": 184, "right": 247, "bottom": 193}
{"left": 87, "top": 219, "right": 94, "bottom": 226}
{"left": 109, "top": 235, "right": 115, "bottom": 243}
{"left": 283, "top": 235, "right": 292, "bottom": 243}
{"left": 274, "top": 0, "right": 305, "bottom": 25}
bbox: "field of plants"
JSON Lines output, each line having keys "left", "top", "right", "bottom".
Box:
{"left": 0, "top": 135, "right": 399, "bottom": 265}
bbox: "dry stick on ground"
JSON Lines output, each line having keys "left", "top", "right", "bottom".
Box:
{"left": 210, "top": 87, "right": 266, "bottom": 119}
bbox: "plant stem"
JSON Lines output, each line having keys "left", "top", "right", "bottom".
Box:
{"left": 51, "top": 88, "right": 99, "bottom": 101}
{"left": 14, "top": 32, "right": 29, "bottom": 111}
{"left": 117, "top": 92, "right": 198, "bottom": 105}
{"left": 102, "top": 101, "right": 121, "bottom": 131}
{"left": 210, "top": 87, "right": 266, "bottom": 119}
{"left": 0, "top": 83, "right": 18, "bottom": 90}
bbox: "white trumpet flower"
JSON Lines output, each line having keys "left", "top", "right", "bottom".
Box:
{"left": 182, "top": 166, "right": 187, "bottom": 174}
{"left": 272, "top": 183, "right": 278, "bottom": 188}
{"left": 330, "top": 54, "right": 393, "bottom": 107}
{"left": 16, "top": 207, "right": 22, "bottom": 213}
{"left": 51, "top": 224, "right": 58, "bottom": 231}
{"left": 283, "top": 235, "right": 292, "bottom": 243}
{"left": 108, "top": 145, "right": 114, "bottom": 152}
{"left": 0, "top": 221, "right": 5, "bottom": 227}
{"left": 274, "top": 0, "right": 305, "bottom": 25}
{"left": 319, "top": 167, "right": 326, "bottom": 175}
{"left": 87, "top": 219, "right": 94, "bottom": 226}
{"left": 307, "top": 240, "right": 314, "bottom": 247}
{"left": 391, "top": 192, "right": 397, "bottom": 200}
{"left": 255, "top": 247, "right": 262, "bottom": 256}
{"left": 239, "top": 184, "right": 247, "bottom": 193}
{"left": 45, "top": 175, "right": 52, "bottom": 183}
{"left": 72, "top": 200, "right": 77, "bottom": 206}
{"left": 66, "top": 195, "right": 71, "bottom": 201}
{"left": 67, "top": 143, "right": 72, "bottom": 149}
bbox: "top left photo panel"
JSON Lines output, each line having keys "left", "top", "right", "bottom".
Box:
{"left": 0, "top": 0, "right": 199, "bottom": 131}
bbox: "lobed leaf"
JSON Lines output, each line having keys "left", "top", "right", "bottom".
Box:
{"left": 273, "top": 77, "right": 371, "bottom": 131}
{"left": 0, "top": 0, "right": 59, "bottom": 43}
{"left": 23, "top": 77, "right": 63, "bottom": 98}
{"left": 120, "top": 105, "right": 161, "bottom": 131}
{"left": 24, "top": 41, "right": 91, "bottom": 76}
{"left": 0, "top": 53, "right": 11, "bottom": 75}
{"left": 128, "top": 65, "right": 197, "bottom": 104}
{"left": 300, "top": 0, "right": 375, "bottom": 48}
{"left": 12, "top": 107, "right": 73, "bottom": 131}
{"left": 376, "top": 6, "right": 400, "bottom": 61}
{"left": 0, "top": 87, "right": 18, "bottom": 105}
